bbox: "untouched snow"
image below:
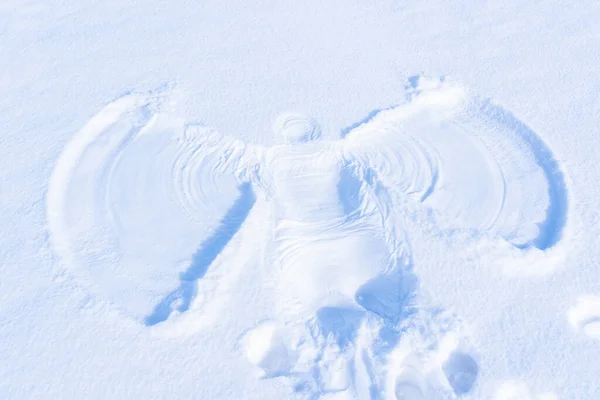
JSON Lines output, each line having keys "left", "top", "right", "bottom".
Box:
{"left": 2, "top": 1, "right": 600, "bottom": 399}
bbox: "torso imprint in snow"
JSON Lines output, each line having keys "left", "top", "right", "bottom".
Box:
{"left": 48, "top": 76, "right": 569, "bottom": 399}
{"left": 260, "top": 115, "right": 402, "bottom": 323}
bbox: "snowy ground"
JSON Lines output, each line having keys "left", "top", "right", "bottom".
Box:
{"left": 2, "top": 1, "right": 600, "bottom": 399}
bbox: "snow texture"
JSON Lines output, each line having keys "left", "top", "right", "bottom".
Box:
{"left": 2, "top": 1, "right": 600, "bottom": 399}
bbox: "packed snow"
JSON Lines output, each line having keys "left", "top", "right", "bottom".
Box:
{"left": 2, "top": 1, "right": 600, "bottom": 399}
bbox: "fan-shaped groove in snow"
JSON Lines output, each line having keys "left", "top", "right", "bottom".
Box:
{"left": 47, "top": 92, "right": 155, "bottom": 263}
{"left": 343, "top": 76, "right": 568, "bottom": 250}
{"left": 46, "top": 89, "right": 250, "bottom": 321}
{"left": 475, "top": 100, "right": 568, "bottom": 250}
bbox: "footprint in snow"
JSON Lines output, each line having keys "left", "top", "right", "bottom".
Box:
{"left": 568, "top": 295, "right": 600, "bottom": 340}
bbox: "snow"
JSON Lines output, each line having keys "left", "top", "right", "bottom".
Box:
{"left": 2, "top": 0, "right": 600, "bottom": 399}
{"left": 568, "top": 296, "right": 600, "bottom": 341}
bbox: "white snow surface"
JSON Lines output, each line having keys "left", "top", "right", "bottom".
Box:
{"left": 1, "top": 1, "right": 600, "bottom": 399}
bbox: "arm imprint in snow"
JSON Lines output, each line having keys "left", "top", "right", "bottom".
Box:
{"left": 182, "top": 124, "right": 264, "bottom": 183}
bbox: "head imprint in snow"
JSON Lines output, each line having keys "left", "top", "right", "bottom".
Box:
{"left": 273, "top": 113, "right": 321, "bottom": 144}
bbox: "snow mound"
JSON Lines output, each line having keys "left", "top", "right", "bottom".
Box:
{"left": 242, "top": 321, "right": 296, "bottom": 378}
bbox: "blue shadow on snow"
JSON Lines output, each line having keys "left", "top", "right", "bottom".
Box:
{"left": 144, "top": 182, "right": 256, "bottom": 326}
{"left": 483, "top": 102, "right": 568, "bottom": 250}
